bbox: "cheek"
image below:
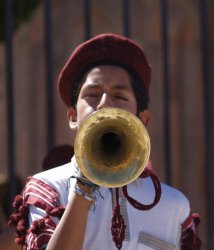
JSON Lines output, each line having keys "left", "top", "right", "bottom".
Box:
{"left": 123, "top": 99, "right": 137, "bottom": 115}
{"left": 128, "top": 104, "right": 138, "bottom": 116}
{"left": 76, "top": 102, "right": 95, "bottom": 126}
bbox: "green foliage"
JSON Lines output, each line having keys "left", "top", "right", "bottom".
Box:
{"left": 0, "top": 0, "right": 40, "bottom": 42}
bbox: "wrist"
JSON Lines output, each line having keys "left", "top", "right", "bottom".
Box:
{"left": 74, "top": 185, "right": 94, "bottom": 202}
{"left": 76, "top": 180, "right": 92, "bottom": 194}
{"left": 71, "top": 172, "right": 104, "bottom": 210}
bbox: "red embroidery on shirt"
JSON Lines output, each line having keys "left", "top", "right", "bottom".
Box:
{"left": 27, "top": 217, "right": 56, "bottom": 250}
{"left": 23, "top": 177, "right": 59, "bottom": 210}
{"left": 8, "top": 176, "right": 65, "bottom": 249}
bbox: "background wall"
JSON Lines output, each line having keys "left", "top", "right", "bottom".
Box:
{"left": 1, "top": 0, "right": 213, "bottom": 248}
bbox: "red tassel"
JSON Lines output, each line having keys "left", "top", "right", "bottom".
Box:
{"left": 110, "top": 161, "right": 162, "bottom": 249}
{"left": 8, "top": 213, "right": 22, "bottom": 226}
{"left": 31, "top": 219, "right": 46, "bottom": 234}
{"left": 181, "top": 229, "right": 202, "bottom": 249}
{"left": 181, "top": 213, "right": 202, "bottom": 249}
{"left": 18, "top": 204, "right": 29, "bottom": 217}
{"left": 46, "top": 205, "right": 65, "bottom": 218}
{"left": 111, "top": 188, "right": 126, "bottom": 250}
{"left": 15, "top": 235, "right": 26, "bottom": 245}
{"left": 17, "top": 219, "right": 28, "bottom": 233}
{"left": 13, "top": 195, "right": 23, "bottom": 209}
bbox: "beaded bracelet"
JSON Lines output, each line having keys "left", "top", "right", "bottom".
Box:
{"left": 70, "top": 172, "right": 104, "bottom": 210}
{"left": 74, "top": 185, "right": 94, "bottom": 202}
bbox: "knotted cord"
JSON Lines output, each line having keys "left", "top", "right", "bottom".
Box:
{"left": 111, "top": 160, "right": 161, "bottom": 249}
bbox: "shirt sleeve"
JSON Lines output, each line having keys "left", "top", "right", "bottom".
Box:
{"left": 8, "top": 176, "right": 65, "bottom": 250}
{"left": 180, "top": 212, "right": 202, "bottom": 250}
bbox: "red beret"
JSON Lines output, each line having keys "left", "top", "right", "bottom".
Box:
{"left": 58, "top": 33, "right": 151, "bottom": 107}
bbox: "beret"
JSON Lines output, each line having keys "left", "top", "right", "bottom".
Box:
{"left": 58, "top": 33, "right": 151, "bottom": 107}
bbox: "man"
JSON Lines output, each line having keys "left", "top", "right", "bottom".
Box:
{"left": 9, "top": 34, "right": 201, "bottom": 250}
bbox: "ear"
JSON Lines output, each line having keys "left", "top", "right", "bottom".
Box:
{"left": 67, "top": 107, "right": 77, "bottom": 130}
{"left": 138, "top": 109, "right": 150, "bottom": 126}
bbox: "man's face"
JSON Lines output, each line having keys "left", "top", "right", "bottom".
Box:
{"left": 73, "top": 65, "right": 138, "bottom": 128}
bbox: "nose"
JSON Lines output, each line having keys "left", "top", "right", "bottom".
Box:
{"left": 97, "top": 93, "right": 112, "bottom": 110}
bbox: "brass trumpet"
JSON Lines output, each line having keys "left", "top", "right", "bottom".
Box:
{"left": 74, "top": 108, "right": 150, "bottom": 188}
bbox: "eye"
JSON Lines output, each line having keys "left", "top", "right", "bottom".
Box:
{"left": 87, "top": 93, "right": 98, "bottom": 98}
{"left": 84, "top": 92, "right": 101, "bottom": 100}
{"left": 114, "top": 94, "right": 128, "bottom": 101}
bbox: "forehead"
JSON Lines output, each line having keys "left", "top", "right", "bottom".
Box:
{"left": 81, "top": 65, "right": 132, "bottom": 87}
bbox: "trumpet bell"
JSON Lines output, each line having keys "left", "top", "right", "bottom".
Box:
{"left": 74, "top": 108, "right": 150, "bottom": 188}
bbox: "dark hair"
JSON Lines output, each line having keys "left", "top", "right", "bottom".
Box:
{"left": 70, "top": 65, "right": 149, "bottom": 113}
{"left": 129, "top": 72, "right": 149, "bottom": 113}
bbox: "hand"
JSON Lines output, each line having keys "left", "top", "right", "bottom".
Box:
{"left": 72, "top": 166, "right": 99, "bottom": 189}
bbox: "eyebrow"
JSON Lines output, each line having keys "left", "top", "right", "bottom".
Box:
{"left": 84, "top": 82, "right": 101, "bottom": 90}
{"left": 85, "top": 82, "right": 132, "bottom": 91}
